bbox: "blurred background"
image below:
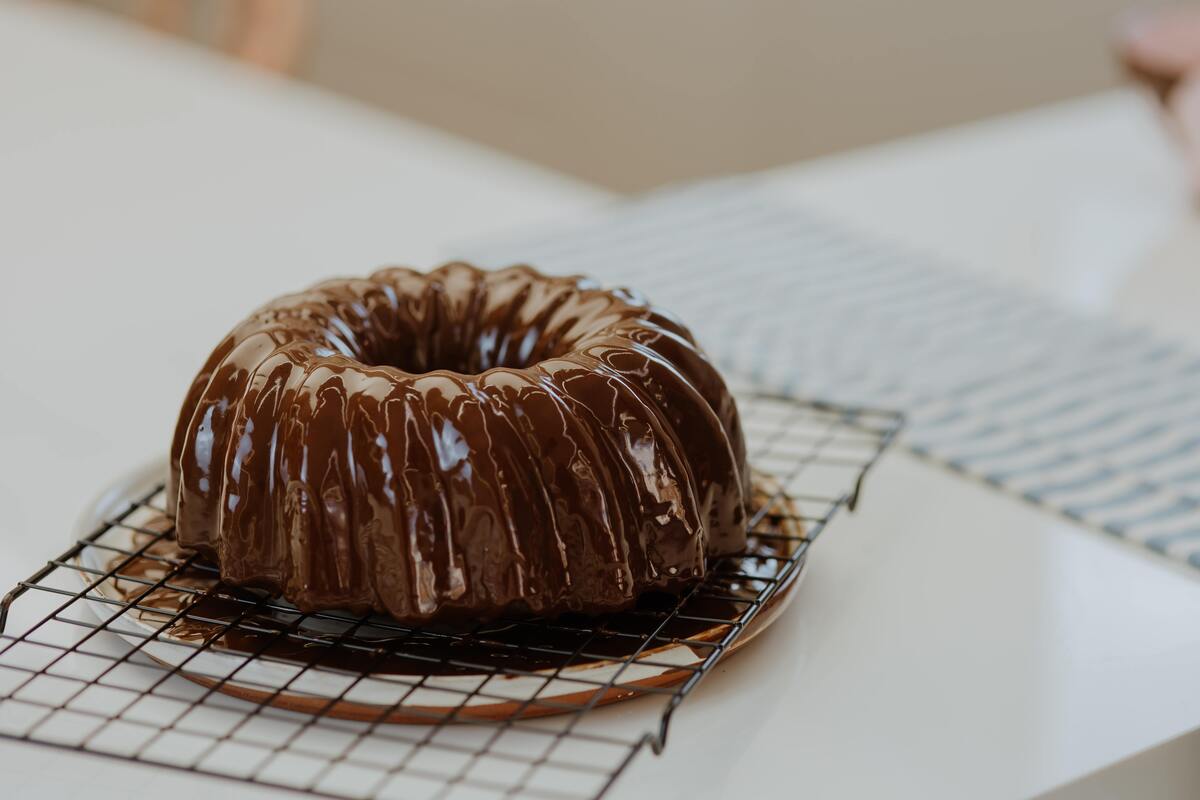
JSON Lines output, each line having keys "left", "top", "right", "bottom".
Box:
{"left": 83, "top": 0, "right": 1142, "bottom": 192}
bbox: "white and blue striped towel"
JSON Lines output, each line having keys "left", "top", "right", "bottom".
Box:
{"left": 460, "top": 181, "right": 1200, "bottom": 568}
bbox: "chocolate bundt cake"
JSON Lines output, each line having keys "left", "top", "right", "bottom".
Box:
{"left": 168, "top": 263, "right": 750, "bottom": 624}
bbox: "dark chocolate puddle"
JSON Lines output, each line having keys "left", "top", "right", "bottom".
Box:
{"left": 101, "top": 479, "right": 802, "bottom": 678}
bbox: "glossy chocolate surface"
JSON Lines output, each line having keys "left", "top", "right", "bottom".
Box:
{"left": 168, "top": 263, "right": 750, "bottom": 624}
{"left": 106, "top": 494, "right": 797, "bottom": 679}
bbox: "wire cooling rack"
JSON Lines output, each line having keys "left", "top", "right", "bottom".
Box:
{"left": 0, "top": 391, "right": 900, "bottom": 799}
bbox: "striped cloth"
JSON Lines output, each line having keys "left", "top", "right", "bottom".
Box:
{"left": 460, "top": 182, "right": 1200, "bottom": 568}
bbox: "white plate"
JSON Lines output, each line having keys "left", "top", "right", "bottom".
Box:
{"left": 74, "top": 461, "right": 806, "bottom": 723}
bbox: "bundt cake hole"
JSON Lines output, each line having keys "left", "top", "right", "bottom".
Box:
{"left": 358, "top": 325, "right": 568, "bottom": 376}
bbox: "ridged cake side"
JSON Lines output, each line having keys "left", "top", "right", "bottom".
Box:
{"left": 168, "top": 263, "right": 749, "bottom": 623}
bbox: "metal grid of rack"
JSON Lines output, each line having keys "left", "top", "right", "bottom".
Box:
{"left": 0, "top": 391, "right": 900, "bottom": 799}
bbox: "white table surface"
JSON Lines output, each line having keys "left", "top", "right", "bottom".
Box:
{"left": 4, "top": 2, "right": 1200, "bottom": 799}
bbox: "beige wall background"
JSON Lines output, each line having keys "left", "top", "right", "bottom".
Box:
{"left": 91, "top": 0, "right": 1155, "bottom": 192}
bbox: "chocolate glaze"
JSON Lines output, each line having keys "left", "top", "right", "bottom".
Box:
{"left": 168, "top": 263, "right": 750, "bottom": 625}
{"left": 107, "top": 481, "right": 798, "bottom": 679}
